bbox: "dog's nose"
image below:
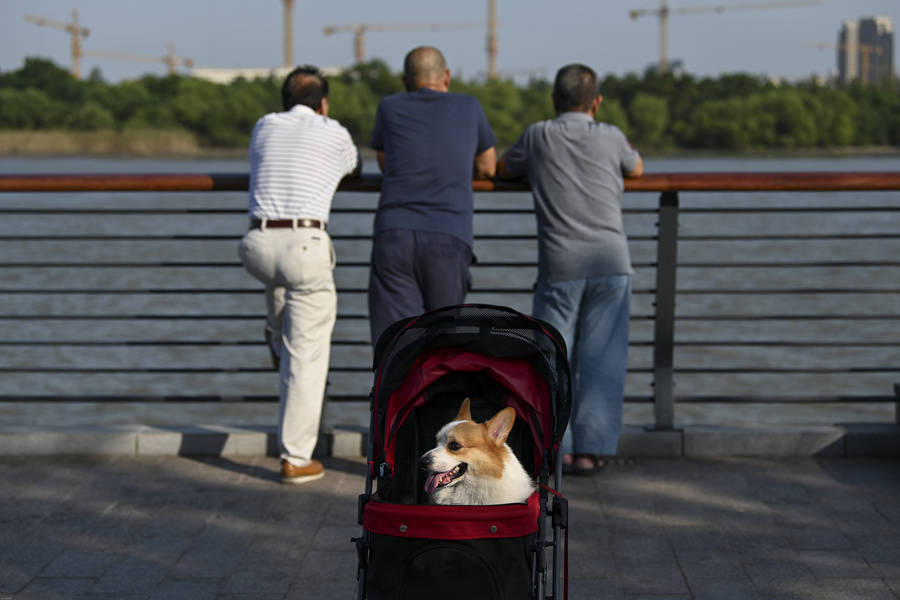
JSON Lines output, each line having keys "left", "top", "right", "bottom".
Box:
{"left": 418, "top": 454, "right": 430, "bottom": 468}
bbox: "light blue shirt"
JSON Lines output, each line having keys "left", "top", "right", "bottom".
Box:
{"left": 501, "top": 112, "right": 641, "bottom": 282}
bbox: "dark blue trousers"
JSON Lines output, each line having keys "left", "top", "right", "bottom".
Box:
{"left": 367, "top": 228, "right": 473, "bottom": 346}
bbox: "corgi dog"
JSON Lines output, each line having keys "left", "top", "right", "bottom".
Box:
{"left": 419, "top": 398, "right": 535, "bottom": 505}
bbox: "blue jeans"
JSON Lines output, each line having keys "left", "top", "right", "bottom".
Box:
{"left": 533, "top": 274, "right": 631, "bottom": 457}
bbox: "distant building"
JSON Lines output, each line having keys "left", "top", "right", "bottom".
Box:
{"left": 646, "top": 59, "right": 685, "bottom": 77}
{"left": 838, "top": 16, "right": 894, "bottom": 84}
{"left": 191, "top": 66, "right": 342, "bottom": 85}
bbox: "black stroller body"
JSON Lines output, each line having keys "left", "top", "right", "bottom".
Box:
{"left": 353, "top": 305, "right": 571, "bottom": 600}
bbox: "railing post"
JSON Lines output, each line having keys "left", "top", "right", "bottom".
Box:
{"left": 652, "top": 190, "right": 679, "bottom": 431}
{"left": 894, "top": 383, "right": 899, "bottom": 425}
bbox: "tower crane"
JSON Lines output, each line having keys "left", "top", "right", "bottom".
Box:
{"left": 82, "top": 43, "right": 195, "bottom": 76}
{"left": 322, "top": 21, "right": 483, "bottom": 66}
{"left": 629, "top": 0, "right": 821, "bottom": 74}
{"left": 24, "top": 10, "right": 90, "bottom": 79}
{"left": 805, "top": 41, "right": 884, "bottom": 85}
{"left": 282, "top": 0, "right": 294, "bottom": 68}
{"left": 486, "top": 0, "right": 498, "bottom": 80}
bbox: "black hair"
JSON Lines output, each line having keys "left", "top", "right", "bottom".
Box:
{"left": 281, "top": 65, "right": 329, "bottom": 111}
{"left": 552, "top": 63, "right": 598, "bottom": 113}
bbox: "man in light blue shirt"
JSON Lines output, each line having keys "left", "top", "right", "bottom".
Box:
{"left": 498, "top": 63, "right": 643, "bottom": 475}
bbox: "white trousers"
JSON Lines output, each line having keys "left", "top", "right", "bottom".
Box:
{"left": 239, "top": 227, "right": 337, "bottom": 466}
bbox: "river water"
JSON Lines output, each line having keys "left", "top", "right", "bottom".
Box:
{"left": 0, "top": 154, "right": 898, "bottom": 430}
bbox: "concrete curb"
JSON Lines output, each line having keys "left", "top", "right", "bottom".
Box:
{"left": 0, "top": 423, "right": 897, "bottom": 457}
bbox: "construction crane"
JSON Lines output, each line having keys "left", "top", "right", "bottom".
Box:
{"left": 83, "top": 43, "right": 195, "bottom": 76}
{"left": 487, "top": 0, "right": 498, "bottom": 80}
{"left": 282, "top": 0, "right": 294, "bottom": 68}
{"left": 629, "top": 0, "right": 821, "bottom": 74}
{"left": 322, "top": 21, "right": 483, "bottom": 66}
{"left": 805, "top": 41, "right": 884, "bottom": 85}
{"left": 24, "top": 10, "right": 90, "bottom": 79}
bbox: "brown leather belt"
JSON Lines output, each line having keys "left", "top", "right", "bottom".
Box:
{"left": 250, "top": 218, "right": 326, "bottom": 231}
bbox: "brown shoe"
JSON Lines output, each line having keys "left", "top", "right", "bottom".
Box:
{"left": 280, "top": 459, "right": 325, "bottom": 484}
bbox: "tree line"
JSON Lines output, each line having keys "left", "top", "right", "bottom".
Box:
{"left": 2, "top": 57, "right": 899, "bottom": 152}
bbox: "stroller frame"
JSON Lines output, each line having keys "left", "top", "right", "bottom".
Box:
{"left": 353, "top": 304, "right": 571, "bottom": 600}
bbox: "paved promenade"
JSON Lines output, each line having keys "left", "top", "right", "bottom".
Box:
{"left": 1, "top": 455, "right": 898, "bottom": 600}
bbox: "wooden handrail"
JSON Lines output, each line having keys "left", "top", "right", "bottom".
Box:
{"left": 2, "top": 171, "right": 900, "bottom": 193}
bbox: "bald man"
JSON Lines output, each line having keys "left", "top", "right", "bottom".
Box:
{"left": 368, "top": 46, "right": 497, "bottom": 346}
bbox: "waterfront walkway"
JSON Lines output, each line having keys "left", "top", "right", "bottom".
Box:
{"left": 1, "top": 455, "right": 898, "bottom": 599}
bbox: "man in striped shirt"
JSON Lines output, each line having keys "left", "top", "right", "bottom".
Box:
{"left": 239, "top": 65, "right": 360, "bottom": 484}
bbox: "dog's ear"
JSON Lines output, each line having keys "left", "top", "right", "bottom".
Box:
{"left": 485, "top": 407, "right": 515, "bottom": 446}
{"left": 455, "top": 397, "right": 473, "bottom": 422}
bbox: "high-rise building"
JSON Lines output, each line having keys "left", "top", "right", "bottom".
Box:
{"left": 838, "top": 16, "right": 894, "bottom": 85}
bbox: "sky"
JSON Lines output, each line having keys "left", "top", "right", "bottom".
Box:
{"left": 2, "top": 0, "right": 899, "bottom": 83}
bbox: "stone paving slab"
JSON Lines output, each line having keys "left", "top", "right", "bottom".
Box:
{"left": 0, "top": 456, "right": 898, "bottom": 599}
{"left": 1, "top": 423, "right": 897, "bottom": 458}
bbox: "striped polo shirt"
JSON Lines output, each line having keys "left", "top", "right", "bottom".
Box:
{"left": 248, "top": 104, "right": 358, "bottom": 222}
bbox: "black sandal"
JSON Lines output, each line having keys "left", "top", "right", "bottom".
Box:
{"left": 562, "top": 453, "right": 575, "bottom": 475}
{"left": 573, "top": 454, "right": 606, "bottom": 476}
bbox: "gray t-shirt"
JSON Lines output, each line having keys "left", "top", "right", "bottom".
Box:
{"left": 501, "top": 112, "right": 641, "bottom": 282}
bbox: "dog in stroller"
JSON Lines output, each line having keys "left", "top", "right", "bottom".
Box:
{"left": 353, "top": 305, "right": 572, "bottom": 600}
{"left": 420, "top": 397, "right": 536, "bottom": 506}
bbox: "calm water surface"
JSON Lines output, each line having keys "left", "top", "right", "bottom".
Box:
{"left": 1, "top": 154, "right": 898, "bottom": 428}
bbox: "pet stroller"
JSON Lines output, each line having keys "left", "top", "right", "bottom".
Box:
{"left": 353, "top": 304, "right": 571, "bottom": 600}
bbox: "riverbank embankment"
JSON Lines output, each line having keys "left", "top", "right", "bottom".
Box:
{"left": 2, "top": 130, "right": 899, "bottom": 159}
{"left": 0, "top": 130, "right": 242, "bottom": 158}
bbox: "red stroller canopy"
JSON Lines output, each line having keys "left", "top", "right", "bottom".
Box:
{"left": 376, "top": 348, "right": 552, "bottom": 475}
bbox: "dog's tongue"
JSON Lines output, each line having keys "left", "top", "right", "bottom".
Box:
{"left": 424, "top": 469, "right": 454, "bottom": 495}
{"left": 424, "top": 473, "right": 441, "bottom": 495}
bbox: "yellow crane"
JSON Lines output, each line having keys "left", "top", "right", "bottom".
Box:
{"left": 805, "top": 41, "right": 884, "bottom": 85}
{"left": 24, "top": 10, "right": 90, "bottom": 79}
{"left": 629, "top": 0, "right": 821, "bottom": 74}
{"left": 82, "top": 43, "right": 195, "bottom": 76}
{"left": 322, "top": 21, "right": 483, "bottom": 67}
{"left": 486, "top": 0, "right": 498, "bottom": 80}
{"left": 282, "top": 0, "right": 295, "bottom": 68}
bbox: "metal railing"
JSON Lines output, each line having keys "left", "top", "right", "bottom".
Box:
{"left": 1, "top": 171, "right": 898, "bottom": 428}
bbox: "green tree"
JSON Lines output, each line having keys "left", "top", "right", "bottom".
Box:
{"left": 517, "top": 79, "right": 554, "bottom": 127}
{"left": 0, "top": 88, "right": 64, "bottom": 129}
{"left": 753, "top": 90, "right": 818, "bottom": 148}
{"left": 66, "top": 102, "right": 116, "bottom": 130}
{"left": 595, "top": 98, "right": 630, "bottom": 135}
{"left": 124, "top": 104, "right": 178, "bottom": 130}
{"left": 341, "top": 59, "right": 403, "bottom": 98}
{"left": 327, "top": 77, "right": 379, "bottom": 144}
{"left": 628, "top": 93, "right": 669, "bottom": 148}
{"left": 458, "top": 79, "right": 525, "bottom": 147}
{"left": 3, "top": 55, "right": 899, "bottom": 152}
{"left": 88, "top": 80, "right": 154, "bottom": 124}
{"left": 689, "top": 98, "right": 752, "bottom": 150}
{"left": 0, "top": 57, "right": 85, "bottom": 105}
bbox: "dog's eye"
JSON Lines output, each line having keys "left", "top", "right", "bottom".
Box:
{"left": 448, "top": 441, "right": 462, "bottom": 452}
